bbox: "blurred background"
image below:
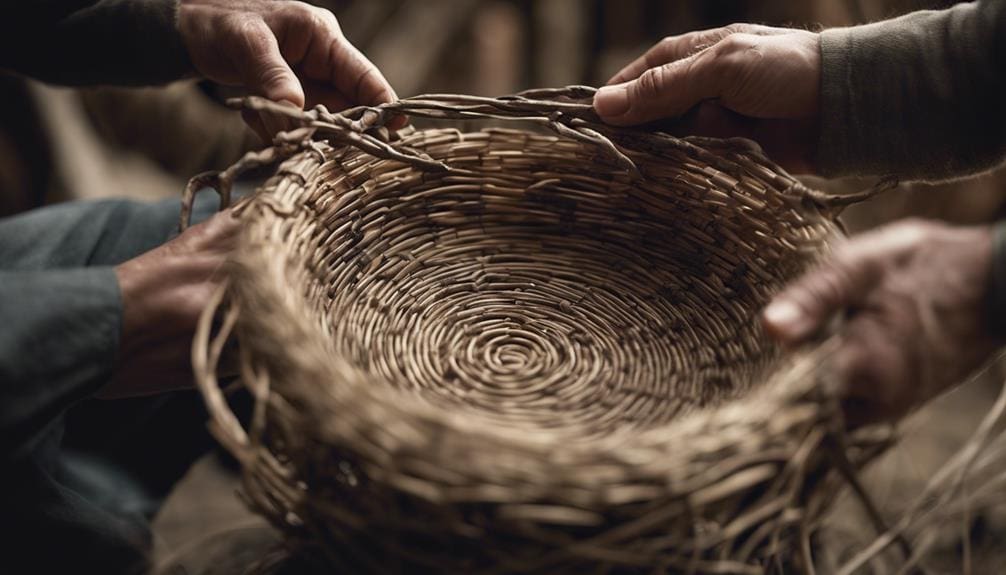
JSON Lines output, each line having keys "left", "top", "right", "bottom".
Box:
{"left": 3, "top": 0, "right": 1003, "bottom": 572}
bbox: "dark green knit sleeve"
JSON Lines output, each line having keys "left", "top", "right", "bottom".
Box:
{"left": 0, "top": 1, "right": 192, "bottom": 86}
{"left": 818, "top": 0, "right": 1006, "bottom": 180}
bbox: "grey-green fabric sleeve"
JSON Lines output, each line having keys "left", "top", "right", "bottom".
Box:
{"left": 0, "top": 0, "right": 192, "bottom": 86}
{"left": 0, "top": 198, "right": 189, "bottom": 460}
{"left": 0, "top": 268, "right": 121, "bottom": 458}
{"left": 990, "top": 221, "right": 1006, "bottom": 337}
{"left": 818, "top": 0, "right": 1006, "bottom": 180}
{"left": 0, "top": 195, "right": 225, "bottom": 461}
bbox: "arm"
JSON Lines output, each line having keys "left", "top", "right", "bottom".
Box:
{"left": 762, "top": 219, "right": 1000, "bottom": 425}
{"left": 0, "top": 208, "right": 238, "bottom": 460}
{"left": 1, "top": 1, "right": 401, "bottom": 136}
{"left": 0, "top": 268, "right": 122, "bottom": 458}
{"left": 820, "top": 0, "right": 1006, "bottom": 179}
{"left": 1, "top": 1, "right": 190, "bottom": 86}
{"left": 594, "top": 0, "right": 1006, "bottom": 180}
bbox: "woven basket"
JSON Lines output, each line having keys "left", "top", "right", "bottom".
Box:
{"left": 186, "top": 87, "right": 893, "bottom": 574}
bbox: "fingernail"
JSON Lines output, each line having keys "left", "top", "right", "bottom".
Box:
{"left": 594, "top": 84, "right": 630, "bottom": 117}
{"left": 762, "top": 300, "right": 813, "bottom": 340}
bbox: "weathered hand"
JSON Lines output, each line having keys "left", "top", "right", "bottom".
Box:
{"left": 761, "top": 219, "right": 1001, "bottom": 425}
{"left": 98, "top": 210, "right": 239, "bottom": 399}
{"left": 594, "top": 24, "right": 820, "bottom": 173}
{"left": 177, "top": 0, "right": 400, "bottom": 138}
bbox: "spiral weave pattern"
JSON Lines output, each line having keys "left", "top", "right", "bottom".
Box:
{"left": 190, "top": 88, "right": 893, "bottom": 574}
{"left": 304, "top": 128, "right": 807, "bottom": 437}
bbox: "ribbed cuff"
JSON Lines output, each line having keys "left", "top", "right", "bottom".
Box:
{"left": 987, "top": 221, "right": 1006, "bottom": 339}
{"left": 816, "top": 28, "right": 854, "bottom": 178}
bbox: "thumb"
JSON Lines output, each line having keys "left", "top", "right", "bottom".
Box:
{"left": 762, "top": 248, "right": 880, "bottom": 345}
{"left": 237, "top": 19, "right": 306, "bottom": 108}
{"left": 593, "top": 48, "right": 724, "bottom": 126}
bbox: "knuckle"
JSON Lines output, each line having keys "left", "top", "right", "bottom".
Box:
{"left": 722, "top": 23, "right": 753, "bottom": 36}
{"left": 889, "top": 217, "right": 938, "bottom": 247}
{"left": 894, "top": 217, "right": 933, "bottom": 234}
{"left": 314, "top": 6, "right": 342, "bottom": 33}
{"left": 832, "top": 248, "right": 873, "bottom": 283}
{"left": 205, "top": 212, "right": 236, "bottom": 238}
{"left": 714, "top": 33, "right": 757, "bottom": 57}
{"left": 682, "top": 51, "right": 707, "bottom": 80}
{"left": 894, "top": 216, "right": 925, "bottom": 228}
{"left": 706, "top": 35, "right": 744, "bottom": 77}
{"left": 795, "top": 265, "right": 855, "bottom": 311}
{"left": 258, "top": 62, "right": 292, "bottom": 86}
{"left": 819, "top": 266, "right": 855, "bottom": 302}
{"left": 706, "top": 33, "right": 764, "bottom": 88}
{"left": 285, "top": 2, "right": 342, "bottom": 35}
{"left": 633, "top": 66, "right": 666, "bottom": 100}
{"left": 229, "top": 12, "right": 266, "bottom": 35}
{"left": 283, "top": 1, "right": 316, "bottom": 23}
{"left": 655, "top": 35, "right": 678, "bottom": 55}
{"left": 228, "top": 14, "right": 273, "bottom": 52}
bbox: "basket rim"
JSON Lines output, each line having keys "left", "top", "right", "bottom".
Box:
{"left": 184, "top": 89, "right": 900, "bottom": 573}
{"left": 193, "top": 130, "right": 886, "bottom": 482}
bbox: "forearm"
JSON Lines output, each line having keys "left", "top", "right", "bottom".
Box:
{"left": 818, "top": 0, "right": 1006, "bottom": 180}
{"left": 1, "top": 0, "right": 192, "bottom": 86}
{"left": 0, "top": 268, "right": 121, "bottom": 459}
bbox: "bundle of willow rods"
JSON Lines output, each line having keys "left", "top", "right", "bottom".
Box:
{"left": 188, "top": 86, "right": 894, "bottom": 573}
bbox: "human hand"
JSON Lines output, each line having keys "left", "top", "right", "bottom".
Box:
{"left": 761, "top": 219, "right": 1001, "bottom": 425}
{"left": 177, "top": 0, "right": 401, "bottom": 139}
{"left": 593, "top": 24, "right": 820, "bottom": 173}
{"left": 98, "top": 210, "right": 239, "bottom": 399}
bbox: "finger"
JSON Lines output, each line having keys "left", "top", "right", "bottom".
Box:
{"left": 594, "top": 46, "right": 727, "bottom": 126}
{"left": 275, "top": 6, "right": 402, "bottom": 128}
{"left": 385, "top": 113, "right": 409, "bottom": 131}
{"left": 200, "top": 209, "right": 242, "bottom": 243}
{"left": 833, "top": 316, "right": 912, "bottom": 426}
{"left": 607, "top": 27, "right": 736, "bottom": 86}
{"left": 606, "top": 24, "right": 792, "bottom": 85}
{"left": 302, "top": 80, "right": 354, "bottom": 112}
{"left": 233, "top": 17, "right": 306, "bottom": 107}
{"left": 259, "top": 101, "right": 300, "bottom": 140}
{"left": 761, "top": 246, "right": 881, "bottom": 344}
{"left": 329, "top": 39, "right": 398, "bottom": 107}
{"left": 241, "top": 110, "right": 270, "bottom": 143}
{"left": 832, "top": 334, "right": 880, "bottom": 427}
{"left": 304, "top": 80, "right": 406, "bottom": 130}
{"left": 290, "top": 7, "right": 397, "bottom": 107}
{"left": 311, "top": 46, "right": 405, "bottom": 129}
{"left": 242, "top": 102, "right": 298, "bottom": 143}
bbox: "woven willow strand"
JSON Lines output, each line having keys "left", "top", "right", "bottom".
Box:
{"left": 182, "top": 86, "right": 888, "bottom": 231}
{"left": 189, "top": 87, "right": 896, "bottom": 574}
